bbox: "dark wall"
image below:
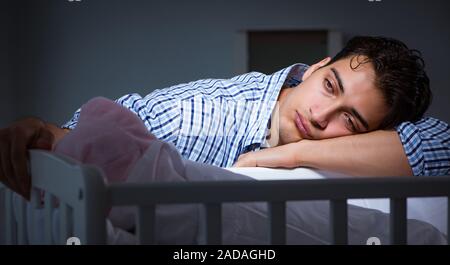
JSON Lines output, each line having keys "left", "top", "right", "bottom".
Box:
{"left": 1, "top": 1, "right": 14, "bottom": 126}
{"left": 4, "top": 0, "right": 450, "bottom": 126}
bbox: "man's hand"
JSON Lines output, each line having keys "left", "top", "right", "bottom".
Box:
{"left": 234, "top": 152, "right": 258, "bottom": 167}
{"left": 0, "top": 118, "right": 55, "bottom": 200}
{"left": 234, "top": 143, "right": 304, "bottom": 168}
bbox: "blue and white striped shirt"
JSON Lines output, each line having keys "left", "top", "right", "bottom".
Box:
{"left": 62, "top": 64, "right": 450, "bottom": 176}
{"left": 397, "top": 117, "right": 449, "bottom": 176}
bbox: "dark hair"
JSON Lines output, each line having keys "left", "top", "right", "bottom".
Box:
{"left": 328, "top": 36, "right": 432, "bottom": 129}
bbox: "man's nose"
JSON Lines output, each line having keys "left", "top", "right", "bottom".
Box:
{"left": 310, "top": 105, "right": 335, "bottom": 129}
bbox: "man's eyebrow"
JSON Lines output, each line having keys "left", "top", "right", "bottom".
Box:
{"left": 331, "top": 68, "right": 344, "bottom": 94}
{"left": 350, "top": 108, "right": 369, "bottom": 131}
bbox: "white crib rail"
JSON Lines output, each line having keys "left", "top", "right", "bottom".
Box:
{"left": 0, "top": 150, "right": 107, "bottom": 245}
{"left": 107, "top": 177, "right": 450, "bottom": 245}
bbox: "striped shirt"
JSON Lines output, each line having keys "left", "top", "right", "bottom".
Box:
{"left": 397, "top": 117, "right": 449, "bottom": 176}
{"left": 62, "top": 64, "right": 450, "bottom": 176}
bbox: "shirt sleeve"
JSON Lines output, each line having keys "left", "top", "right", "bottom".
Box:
{"left": 61, "top": 108, "right": 81, "bottom": 130}
{"left": 396, "top": 117, "right": 450, "bottom": 176}
{"left": 61, "top": 92, "right": 181, "bottom": 146}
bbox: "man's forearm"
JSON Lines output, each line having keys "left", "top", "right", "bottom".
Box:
{"left": 296, "top": 130, "right": 413, "bottom": 177}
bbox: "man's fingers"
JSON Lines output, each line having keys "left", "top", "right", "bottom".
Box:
{"left": 32, "top": 127, "right": 55, "bottom": 150}
{"left": 234, "top": 153, "right": 258, "bottom": 167}
{"left": 0, "top": 129, "right": 15, "bottom": 190}
{"left": 0, "top": 150, "right": 13, "bottom": 190}
{"left": 0, "top": 140, "right": 21, "bottom": 194}
{"left": 233, "top": 156, "right": 248, "bottom": 167}
{"left": 0, "top": 118, "right": 49, "bottom": 199}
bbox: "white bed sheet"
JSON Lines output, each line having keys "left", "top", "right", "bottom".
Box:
{"left": 225, "top": 167, "right": 448, "bottom": 235}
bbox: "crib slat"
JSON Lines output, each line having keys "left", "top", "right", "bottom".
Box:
{"left": 447, "top": 196, "right": 449, "bottom": 245}
{"left": 16, "top": 195, "right": 27, "bottom": 244}
{"left": 59, "top": 202, "right": 72, "bottom": 245}
{"left": 44, "top": 192, "right": 56, "bottom": 245}
{"left": 137, "top": 205, "right": 156, "bottom": 245}
{"left": 0, "top": 187, "right": 6, "bottom": 244}
{"left": 5, "top": 189, "right": 16, "bottom": 244}
{"left": 30, "top": 188, "right": 42, "bottom": 209}
{"left": 205, "top": 203, "right": 222, "bottom": 245}
{"left": 330, "top": 199, "right": 348, "bottom": 245}
{"left": 27, "top": 188, "right": 42, "bottom": 243}
{"left": 268, "top": 201, "right": 286, "bottom": 244}
{"left": 0, "top": 187, "right": 4, "bottom": 243}
{"left": 390, "top": 198, "right": 407, "bottom": 245}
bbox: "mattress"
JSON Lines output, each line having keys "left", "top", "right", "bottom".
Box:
{"left": 225, "top": 167, "right": 448, "bottom": 236}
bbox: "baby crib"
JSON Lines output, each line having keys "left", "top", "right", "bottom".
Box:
{"left": 1, "top": 150, "right": 449, "bottom": 245}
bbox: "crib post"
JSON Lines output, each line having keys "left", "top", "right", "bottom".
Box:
{"left": 73, "top": 166, "right": 108, "bottom": 245}
{"left": 390, "top": 197, "right": 407, "bottom": 245}
{"left": 330, "top": 199, "right": 348, "bottom": 245}
{"left": 137, "top": 205, "right": 156, "bottom": 245}
{"left": 447, "top": 196, "right": 449, "bottom": 245}
{"left": 268, "top": 201, "right": 286, "bottom": 244}
{"left": 205, "top": 203, "right": 222, "bottom": 245}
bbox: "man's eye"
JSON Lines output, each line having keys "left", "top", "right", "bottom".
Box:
{"left": 344, "top": 113, "right": 356, "bottom": 132}
{"left": 324, "top": 79, "right": 334, "bottom": 93}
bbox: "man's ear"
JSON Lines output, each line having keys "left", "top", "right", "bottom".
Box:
{"left": 302, "top": 57, "right": 332, "bottom": 81}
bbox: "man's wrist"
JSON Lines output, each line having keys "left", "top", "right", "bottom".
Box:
{"left": 293, "top": 140, "right": 316, "bottom": 168}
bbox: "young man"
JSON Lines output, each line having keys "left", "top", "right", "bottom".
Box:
{"left": 1, "top": 36, "right": 449, "bottom": 199}
{"left": 233, "top": 37, "right": 447, "bottom": 176}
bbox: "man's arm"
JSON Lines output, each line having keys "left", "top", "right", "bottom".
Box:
{"left": 295, "top": 130, "right": 413, "bottom": 177}
{"left": 235, "top": 130, "right": 412, "bottom": 177}
{"left": 299, "top": 117, "right": 450, "bottom": 177}
{"left": 235, "top": 117, "right": 450, "bottom": 177}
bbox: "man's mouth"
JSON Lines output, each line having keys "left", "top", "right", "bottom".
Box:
{"left": 295, "top": 111, "right": 312, "bottom": 139}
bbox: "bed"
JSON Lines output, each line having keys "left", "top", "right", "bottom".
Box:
{"left": 1, "top": 149, "right": 449, "bottom": 245}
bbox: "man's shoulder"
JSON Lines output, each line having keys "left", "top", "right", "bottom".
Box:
{"left": 154, "top": 71, "right": 275, "bottom": 102}
{"left": 397, "top": 117, "right": 449, "bottom": 130}
{"left": 396, "top": 116, "right": 449, "bottom": 145}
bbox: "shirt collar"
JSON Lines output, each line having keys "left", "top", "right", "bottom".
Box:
{"left": 243, "top": 63, "right": 310, "bottom": 152}
{"left": 283, "top": 63, "right": 309, "bottom": 88}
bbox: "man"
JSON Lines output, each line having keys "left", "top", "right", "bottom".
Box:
{"left": 1, "top": 36, "right": 449, "bottom": 199}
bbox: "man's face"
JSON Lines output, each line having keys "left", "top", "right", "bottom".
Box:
{"left": 277, "top": 56, "right": 388, "bottom": 145}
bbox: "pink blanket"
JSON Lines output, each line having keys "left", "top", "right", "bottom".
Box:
{"left": 54, "top": 97, "right": 156, "bottom": 183}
